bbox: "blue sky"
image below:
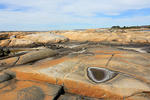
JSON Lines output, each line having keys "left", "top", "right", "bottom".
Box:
{"left": 0, "top": 0, "right": 150, "bottom": 31}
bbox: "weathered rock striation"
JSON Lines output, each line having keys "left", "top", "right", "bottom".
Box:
{"left": 0, "top": 29, "right": 150, "bottom": 100}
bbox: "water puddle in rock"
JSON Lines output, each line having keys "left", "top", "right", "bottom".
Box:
{"left": 87, "top": 67, "right": 118, "bottom": 83}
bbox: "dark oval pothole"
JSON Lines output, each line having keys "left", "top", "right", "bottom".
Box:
{"left": 87, "top": 67, "right": 118, "bottom": 83}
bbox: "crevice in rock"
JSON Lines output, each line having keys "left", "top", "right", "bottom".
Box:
{"left": 0, "top": 79, "right": 16, "bottom": 91}
{"left": 0, "top": 56, "right": 20, "bottom": 72}
{"left": 0, "top": 78, "right": 17, "bottom": 94}
{"left": 0, "top": 52, "right": 26, "bottom": 60}
{"left": 53, "top": 86, "right": 65, "bottom": 100}
{"left": 11, "top": 56, "right": 20, "bottom": 66}
{"left": 106, "top": 54, "right": 114, "bottom": 66}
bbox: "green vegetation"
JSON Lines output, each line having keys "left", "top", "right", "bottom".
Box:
{"left": 111, "top": 25, "right": 150, "bottom": 29}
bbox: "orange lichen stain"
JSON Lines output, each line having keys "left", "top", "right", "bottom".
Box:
{"left": 92, "top": 54, "right": 112, "bottom": 59}
{"left": 64, "top": 79, "right": 123, "bottom": 100}
{"left": 34, "top": 57, "right": 70, "bottom": 69}
{"left": 111, "top": 55, "right": 146, "bottom": 69}
{"left": 94, "top": 50, "right": 126, "bottom": 54}
{"left": 0, "top": 92, "right": 17, "bottom": 100}
{"left": 44, "top": 96, "right": 54, "bottom": 100}
{"left": 114, "top": 54, "right": 136, "bottom": 58}
{"left": 10, "top": 56, "right": 72, "bottom": 73}
{"left": 79, "top": 54, "right": 110, "bottom": 61}
{"left": 126, "top": 97, "right": 149, "bottom": 100}
{"left": 15, "top": 71, "right": 57, "bottom": 84}
{"left": 80, "top": 55, "right": 112, "bottom": 66}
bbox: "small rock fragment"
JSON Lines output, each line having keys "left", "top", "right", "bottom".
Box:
{"left": 0, "top": 73, "right": 12, "bottom": 83}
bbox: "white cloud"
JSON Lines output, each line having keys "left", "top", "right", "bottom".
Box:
{"left": 62, "top": 0, "right": 150, "bottom": 16}
{"left": 0, "top": 0, "right": 150, "bottom": 30}
{"left": 1, "top": 0, "right": 150, "bottom": 15}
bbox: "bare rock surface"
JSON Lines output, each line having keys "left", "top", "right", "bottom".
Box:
{"left": 16, "top": 49, "right": 57, "bottom": 65}
{"left": 0, "top": 33, "right": 69, "bottom": 47}
{"left": 0, "top": 79, "right": 62, "bottom": 100}
{"left": 1, "top": 30, "right": 150, "bottom": 100}
{"left": 0, "top": 46, "right": 148, "bottom": 100}
{"left": 0, "top": 49, "right": 57, "bottom": 68}
{"left": 9, "top": 39, "right": 36, "bottom": 47}
{"left": 1, "top": 30, "right": 150, "bottom": 48}
{"left": 57, "top": 30, "right": 150, "bottom": 44}
{"left": 57, "top": 93, "right": 101, "bottom": 100}
{"left": 0, "top": 39, "right": 11, "bottom": 47}
{"left": 23, "top": 33, "right": 69, "bottom": 44}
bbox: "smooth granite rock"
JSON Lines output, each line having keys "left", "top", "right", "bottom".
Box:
{"left": 0, "top": 57, "right": 19, "bottom": 67}
{"left": 7, "top": 47, "right": 150, "bottom": 100}
{"left": 23, "top": 33, "right": 69, "bottom": 44}
{"left": 17, "top": 49, "right": 57, "bottom": 65}
{"left": 9, "top": 39, "right": 36, "bottom": 47}
{"left": 57, "top": 31, "right": 150, "bottom": 44}
{"left": 0, "top": 39, "right": 11, "bottom": 47}
{"left": 0, "top": 49, "right": 57, "bottom": 67}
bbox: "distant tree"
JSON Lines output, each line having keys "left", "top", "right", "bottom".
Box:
{"left": 147, "top": 26, "right": 150, "bottom": 28}
{"left": 123, "top": 26, "right": 126, "bottom": 29}
{"left": 111, "top": 26, "right": 121, "bottom": 29}
{"left": 111, "top": 25, "right": 150, "bottom": 29}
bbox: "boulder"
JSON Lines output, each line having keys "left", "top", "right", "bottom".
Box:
{"left": 17, "top": 49, "right": 57, "bottom": 64}
{"left": 0, "top": 57, "right": 19, "bottom": 69}
{"left": 9, "top": 39, "right": 36, "bottom": 47}
{"left": 0, "top": 40, "right": 11, "bottom": 47}
{"left": 23, "top": 33, "right": 69, "bottom": 44}
{"left": 0, "top": 48, "right": 57, "bottom": 69}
